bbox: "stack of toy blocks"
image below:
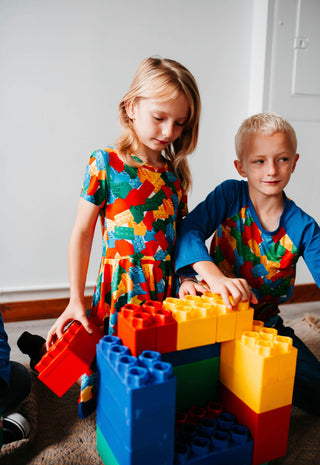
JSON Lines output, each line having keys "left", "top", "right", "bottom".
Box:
{"left": 96, "top": 335, "right": 176, "bottom": 465}
{"left": 117, "top": 295, "right": 253, "bottom": 411}
{"left": 35, "top": 320, "right": 104, "bottom": 397}
{"left": 219, "top": 320, "right": 298, "bottom": 464}
{"left": 97, "top": 295, "right": 297, "bottom": 465}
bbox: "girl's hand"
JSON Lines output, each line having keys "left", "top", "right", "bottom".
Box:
{"left": 46, "top": 301, "right": 94, "bottom": 350}
{"left": 178, "top": 279, "right": 209, "bottom": 298}
{"left": 206, "top": 275, "right": 258, "bottom": 308}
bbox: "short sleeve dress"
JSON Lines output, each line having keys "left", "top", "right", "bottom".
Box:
{"left": 80, "top": 147, "right": 188, "bottom": 334}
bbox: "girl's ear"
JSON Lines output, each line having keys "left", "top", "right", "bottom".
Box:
{"left": 234, "top": 159, "right": 247, "bottom": 178}
{"left": 125, "top": 100, "right": 135, "bottom": 120}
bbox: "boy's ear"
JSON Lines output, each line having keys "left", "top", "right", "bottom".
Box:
{"left": 234, "top": 159, "right": 247, "bottom": 178}
{"left": 291, "top": 153, "right": 299, "bottom": 173}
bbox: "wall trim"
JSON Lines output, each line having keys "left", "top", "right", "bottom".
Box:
{"left": 1, "top": 296, "right": 94, "bottom": 323}
{"left": 1, "top": 283, "right": 319, "bottom": 323}
{"left": 0, "top": 283, "right": 96, "bottom": 303}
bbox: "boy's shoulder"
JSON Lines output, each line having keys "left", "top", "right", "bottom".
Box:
{"left": 211, "top": 179, "right": 248, "bottom": 198}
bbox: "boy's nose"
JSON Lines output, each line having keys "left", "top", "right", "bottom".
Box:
{"left": 267, "top": 161, "right": 277, "bottom": 175}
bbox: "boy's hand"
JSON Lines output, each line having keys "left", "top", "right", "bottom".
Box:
{"left": 206, "top": 275, "right": 258, "bottom": 309}
{"left": 178, "top": 279, "right": 209, "bottom": 298}
{"left": 46, "top": 301, "right": 95, "bottom": 350}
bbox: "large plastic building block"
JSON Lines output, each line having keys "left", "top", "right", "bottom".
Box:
{"left": 173, "top": 357, "right": 220, "bottom": 411}
{"left": 219, "top": 382, "right": 291, "bottom": 465}
{"left": 201, "top": 293, "right": 254, "bottom": 341}
{"left": 174, "top": 404, "right": 254, "bottom": 465}
{"left": 98, "top": 411, "right": 174, "bottom": 465}
{"left": 117, "top": 302, "right": 178, "bottom": 355}
{"left": 163, "top": 293, "right": 254, "bottom": 350}
{"left": 117, "top": 304, "right": 157, "bottom": 355}
{"left": 35, "top": 321, "right": 104, "bottom": 397}
{"left": 162, "top": 343, "right": 220, "bottom": 367}
{"left": 219, "top": 324, "right": 297, "bottom": 413}
{"left": 163, "top": 298, "right": 217, "bottom": 350}
{"left": 96, "top": 335, "right": 176, "bottom": 459}
{"left": 142, "top": 300, "right": 178, "bottom": 353}
{"left": 97, "top": 426, "right": 119, "bottom": 465}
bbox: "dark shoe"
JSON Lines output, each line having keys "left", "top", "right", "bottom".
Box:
{"left": 2, "top": 412, "right": 31, "bottom": 444}
{"left": 17, "top": 332, "right": 46, "bottom": 372}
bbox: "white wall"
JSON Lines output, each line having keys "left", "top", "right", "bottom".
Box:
{"left": 0, "top": 0, "right": 287, "bottom": 303}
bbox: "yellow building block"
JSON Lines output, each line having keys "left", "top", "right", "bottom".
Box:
{"left": 163, "top": 298, "right": 217, "bottom": 350}
{"left": 163, "top": 292, "right": 254, "bottom": 348}
{"left": 202, "top": 292, "right": 254, "bottom": 341}
{"left": 219, "top": 362, "right": 295, "bottom": 413}
{"left": 219, "top": 324, "right": 297, "bottom": 413}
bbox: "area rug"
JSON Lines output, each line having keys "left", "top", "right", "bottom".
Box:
{"left": 270, "top": 312, "right": 320, "bottom": 465}
{"left": 1, "top": 313, "right": 319, "bottom": 465}
{"left": 0, "top": 374, "right": 102, "bottom": 465}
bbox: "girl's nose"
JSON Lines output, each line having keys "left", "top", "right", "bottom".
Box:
{"left": 162, "top": 122, "right": 174, "bottom": 139}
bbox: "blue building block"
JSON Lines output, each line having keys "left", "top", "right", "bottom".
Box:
{"left": 162, "top": 343, "right": 220, "bottom": 367}
{"left": 98, "top": 412, "right": 174, "bottom": 465}
{"left": 96, "top": 336, "right": 176, "bottom": 454}
{"left": 174, "top": 413, "right": 253, "bottom": 465}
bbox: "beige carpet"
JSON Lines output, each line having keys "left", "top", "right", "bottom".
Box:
{"left": 0, "top": 376, "right": 103, "bottom": 465}
{"left": 1, "top": 313, "right": 320, "bottom": 465}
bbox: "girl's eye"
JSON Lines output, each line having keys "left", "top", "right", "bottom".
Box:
{"left": 153, "top": 116, "right": 163, "bottom": 121}
{"left": 175, "top": 121, "right": 185, "bottom": 127}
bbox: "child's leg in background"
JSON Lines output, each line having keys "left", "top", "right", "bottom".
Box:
{"left": 0, "top": 361, "right": 31, "bottom": 414}
{"left": 270, "top": 316, "right": 320, "bottom": 416}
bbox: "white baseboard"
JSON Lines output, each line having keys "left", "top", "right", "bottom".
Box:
{"left": 0, "top": 283, "right": 96, "bottom": 303}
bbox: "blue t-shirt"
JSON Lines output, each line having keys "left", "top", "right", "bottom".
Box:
{"left": 175, "top": 180, "right": 320, "bottom": 321}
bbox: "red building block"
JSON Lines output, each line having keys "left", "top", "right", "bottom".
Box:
{"left": 142, "top": 301, "right": 177, "bottom": 353}
{"left": 218, "top": 382, "right": 291, "bottom": 465}
{"left": 117, "top": 304, "right": 157, "bottom": 356}
{"left": 35, "top": 321, "right": 104, "bottom": 397}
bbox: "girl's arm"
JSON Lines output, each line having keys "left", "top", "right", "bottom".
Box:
{"left": 46, "top": 198, "right": 100, "bottom": 349}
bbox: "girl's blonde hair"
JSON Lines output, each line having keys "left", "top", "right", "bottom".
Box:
{"left": 117, "top": 56, "right": 201, "bottom": 191}
{"left": 235, "top": 112, "right": 297, "bottom": 160}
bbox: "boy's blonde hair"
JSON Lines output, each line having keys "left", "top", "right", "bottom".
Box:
{"left": 117, "top": 56, "right": 201, "bottom": 192}
{"left": 235, "top": 112, "right": 297, "bottom": 160}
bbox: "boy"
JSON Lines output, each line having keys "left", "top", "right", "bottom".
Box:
{"left": 175, "top": 112, "right": 320, "bottom": 415}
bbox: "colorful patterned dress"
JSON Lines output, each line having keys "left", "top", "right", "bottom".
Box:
{"left": 78, "top": 147, "right": 187, "bottom": 417}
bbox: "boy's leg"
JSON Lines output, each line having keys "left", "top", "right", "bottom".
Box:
{"left": 274, "top": 317, "right": 320, "bottom": 416}
{"left": 0, "top": 361, "right": 31, "bottom": 414}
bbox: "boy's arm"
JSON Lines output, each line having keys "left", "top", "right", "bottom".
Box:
{"left": 192, "top": 260, "right": 258, "bottom": 308}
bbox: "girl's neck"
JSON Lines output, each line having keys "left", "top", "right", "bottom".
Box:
{"left": 134, "top": 147, "right": 165, "bottom": 168}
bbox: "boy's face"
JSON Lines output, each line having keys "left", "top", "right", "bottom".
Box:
{"left": 234, "top": 131, "right": 299, "bottom": 200}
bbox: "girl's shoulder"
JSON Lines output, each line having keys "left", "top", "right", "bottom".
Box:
{"left": 89, "top": 146, "right": 125, "bottom": 170}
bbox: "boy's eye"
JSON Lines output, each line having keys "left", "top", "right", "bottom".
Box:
{"left": 279, "top": 157, "right": 289, "bottom": 162}
{"left": 253, "top": 160, "right": 264, "bottom": 164}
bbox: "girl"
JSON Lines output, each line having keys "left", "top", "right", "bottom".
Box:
{"left": 19, "top": 56, "right": 201, "bottom": 417}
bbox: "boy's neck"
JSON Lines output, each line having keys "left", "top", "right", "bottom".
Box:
{"left": 248, "top": 187, "right": 285, "bottom": 232}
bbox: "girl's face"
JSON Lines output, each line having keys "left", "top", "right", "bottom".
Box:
{"left": 127, "top": 92, "right": 189, "bottom": 164}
